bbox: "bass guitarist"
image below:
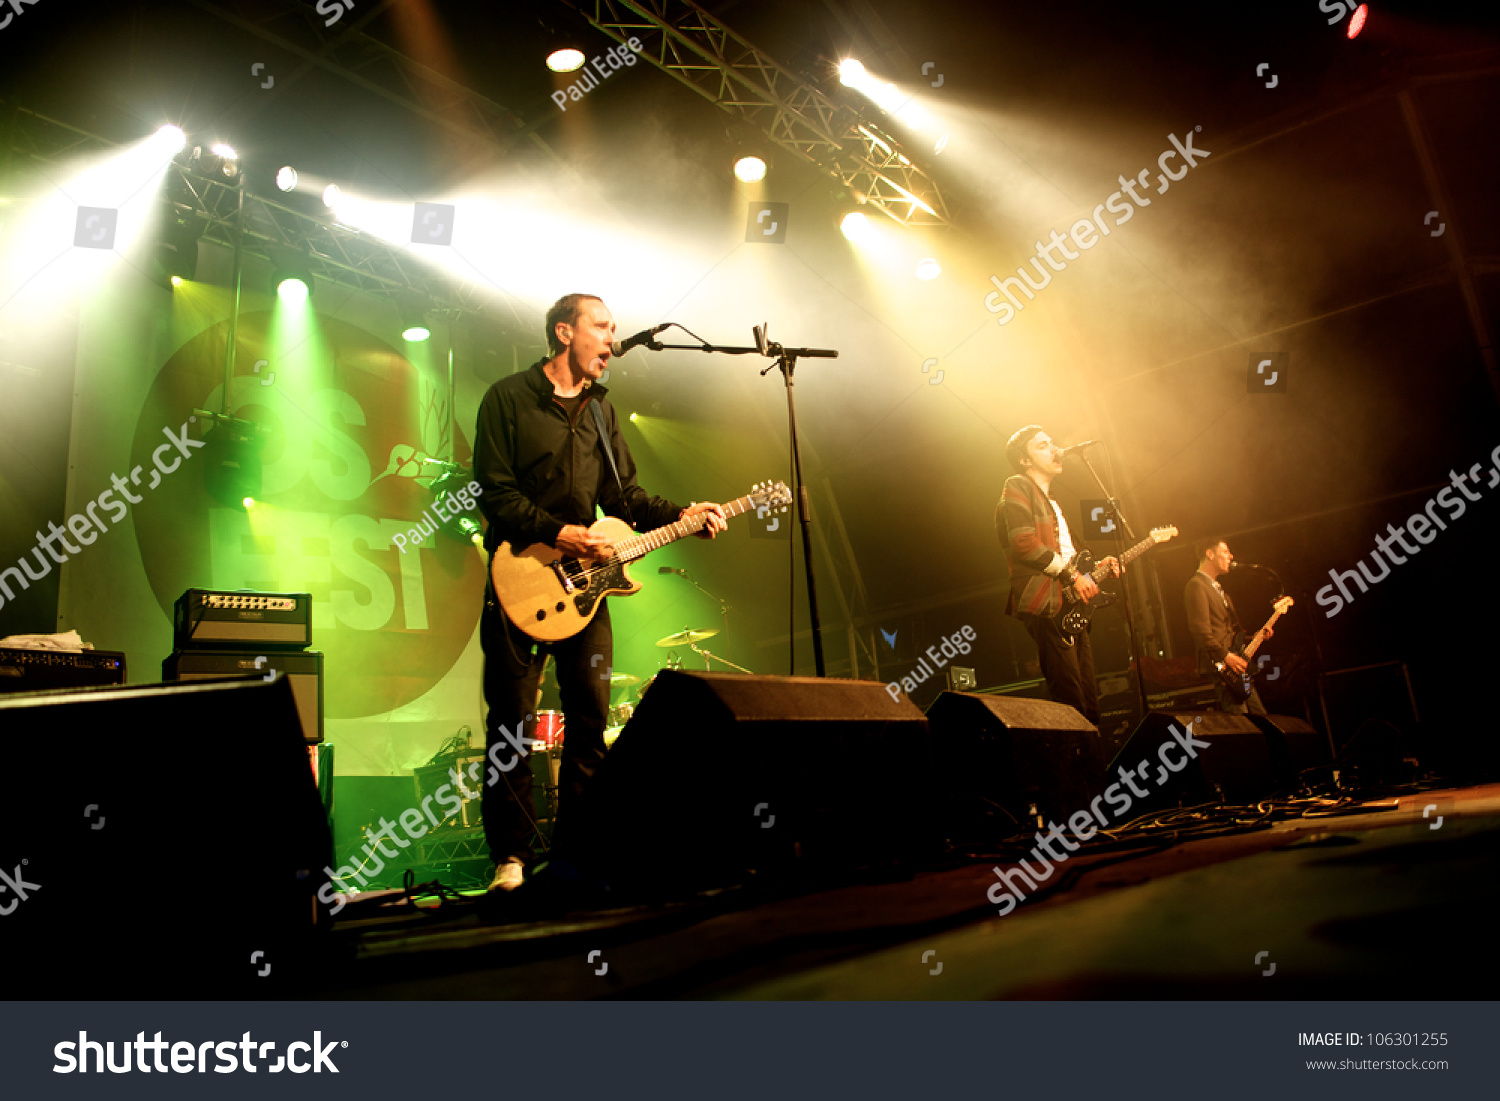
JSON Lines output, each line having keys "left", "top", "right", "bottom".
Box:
{"left": 473, "top": 293, "right": 726, "bottom": 891}
{"left": 1184, "top": 538, "right": 1271, "bottom": 714}
{"left": 997, "top": 425, "right": 1119, "bottom": 724}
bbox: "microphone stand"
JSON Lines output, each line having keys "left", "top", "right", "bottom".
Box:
{"left": 1071, "top": 449, "right": 1151, "bottom": 723}
{"left": 637, "top": 325, "right": 836, "bottom": 677}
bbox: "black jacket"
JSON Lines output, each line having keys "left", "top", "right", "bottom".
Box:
{"left": 1183, "top": 570, "right": 1244, "bottom": 672}
{"left": 474, "top": 358, "right": 684, "bottom": 552}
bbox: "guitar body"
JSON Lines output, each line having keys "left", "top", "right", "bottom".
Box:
{"left": 1212, "top": 596, "right": 1294, "bottom": 703}
{"left": 490, "top": 517, "right": 639, "bottom": 642}
{"left": 1052, "top": 526, "right": 1177, "bottom": 639}
{"left": 1213, "top": 651, "right": 1256, "bottom": 703}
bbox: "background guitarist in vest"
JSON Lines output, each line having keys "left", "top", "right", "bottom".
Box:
{"left": 474, "top": 293, "right": 726, "bottom": 892}
{"left": 1184, "top": 538, "right": 1271, "bottom": 715}
{"left": 997, "top": 425, "right": 1119, "bottom": 724}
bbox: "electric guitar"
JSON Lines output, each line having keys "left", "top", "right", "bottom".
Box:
{"left": 1213, "top": 595, "right": 1293, "bottom": 702}
{"left": 490, "top": 481, "right": 792, "bottom": 642}
{"left": 1056, "top": 526, "right": 1178, "bottom": 638}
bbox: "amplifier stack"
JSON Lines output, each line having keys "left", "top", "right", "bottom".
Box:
{"left": 163, "top": 588, "right": 325, "bottom": 746}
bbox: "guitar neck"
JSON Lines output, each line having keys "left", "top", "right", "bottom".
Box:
{"left": 1241, "top": 608, "right": 1286, "bottom": 661}
{"left": 616, "top": 494, "right": 757, "bottom": 560}
{"left": 1089, "top": 533, "right": 1160, "bottom": 577}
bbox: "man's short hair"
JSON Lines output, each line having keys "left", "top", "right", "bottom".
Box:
{"left": 1005, "top": 424, "right": 1044, "bottom": 473}
{"left": 545, "top": 293, "right": 603, "bottom": 355}
{"left": 1195, "top": 537, "right": 1226, "bottom": 559}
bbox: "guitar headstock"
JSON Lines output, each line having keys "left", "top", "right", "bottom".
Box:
{"left": 1149, "top": 525, "right": 1178, "bottom": 543}
{"left": 750, "top": 480, "right": 793, "bottom": 513}
{"left": 1273, "top": 595, "right": 1294, "bottom": 614}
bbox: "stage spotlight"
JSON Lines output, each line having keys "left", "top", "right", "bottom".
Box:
{"left": 202, "top": 421, "right": 263, "bottom": 511}
{"left": 400, "top": 298, "right": 431, "bottom": 342}
{"left": 838, "top": 58, "right": 866, "bottom": 86}
{"left": 547, "top": 47, "right": 586, "bottom": 72}
{"left": 276, "top": 166, "right": 298, "bottom": 192}
{"left": 840, "top": 211, "right": 871, "bottom": 241}
{"left": 208, "top": 143, "right": 240, "bottom": 180}
{"left": 270, "top": 249, "right": 315, "bottom": 303}
{"left": 428, "top": 469, "right": 484, "bottom": 546}
{"left": 1347, "top": 4, "right": 1367, "bottom": 37}
{"left": 322, "top": 184, "right": 342, "bottom": 209}
{"left": 242, "top": 496, "right": 256, "bottom": 509}
{"left": 156, "top": 125, "right": 188, "bottom": 154}
{"left": 152, "top": 207, "right": 205, "bottom": 288}
{"left": 915, "top": 257, "right": 941, "bottom": 280}
{"left": 734, "top": 155, "right": 767, "bottom": 182}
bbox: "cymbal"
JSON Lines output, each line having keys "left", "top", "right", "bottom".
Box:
{"left": 656, "top": 627, "right": 718, "bottom": 647}
{"left": 609, "top": 672, "right": 641, "bottom": 688}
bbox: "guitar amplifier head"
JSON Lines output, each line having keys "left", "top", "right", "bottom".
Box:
{"left": 173, "top": 589, "right": 312, "bottom": 651}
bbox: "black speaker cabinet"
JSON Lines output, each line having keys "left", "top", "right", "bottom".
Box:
{"left": 573, "top": 671, "right": 932, "bottom": 892}
{"left": 1108, "top": 710, "right": 1273, "bottom": 813}
{"left": 0, "top": 677, "right": 331, "bottom": 998}
{"left": 164, "top": 649, "right": 324, "bottom": 743}
{"left": 925, "top": 691, "right": 1104, "bottom": 838}
{"left": 1250, "top": 713, "right": 1333, "bottom": 786}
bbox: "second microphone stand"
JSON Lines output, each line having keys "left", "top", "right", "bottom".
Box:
{"left": 641, "top": 324, "right": 837, "bottom": 677}
{"left": 1072, "top": 448, "right": 1152, "bottom": 723}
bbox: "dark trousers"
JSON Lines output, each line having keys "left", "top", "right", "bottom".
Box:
{"left": 1019, "top": 612, "right": 1100, "bottom": 725}
{"left": 480, "top": 591, "right": 612, "bottom": 866}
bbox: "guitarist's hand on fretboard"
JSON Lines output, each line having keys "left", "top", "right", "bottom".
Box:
{"left": 1071, "top": 572, "right": 1101, "bottom": 601}
{"left": 1223, "top": 653, "right": 1249, "bottom": 675}
{"left": 557, "top": 525, "right": 611, "bottom": 561}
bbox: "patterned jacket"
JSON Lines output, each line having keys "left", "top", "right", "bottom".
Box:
{"left": 996, "top": 474, "right": 1072, "bottom": 616}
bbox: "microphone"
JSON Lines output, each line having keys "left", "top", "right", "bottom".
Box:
{"left": 611, "top": 323, "right": 670, "bottom": 357}
{"left": 1056, "top": 440, "right": 1099, "bottom": 455}
{"left": 1229, "top": 562, "right": 1262, "bottom": 572}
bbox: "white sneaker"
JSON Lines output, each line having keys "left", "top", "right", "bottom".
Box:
{"left": 489, "top": 857, "right": 525, "bottom": 892}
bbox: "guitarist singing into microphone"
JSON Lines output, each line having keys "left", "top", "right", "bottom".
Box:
{"left": 997, "top": 426, "right": 1119, "bottom": 724}
{"left": 1184, "top": 539, "right": 1271, "bottom": 715}
{"left": 474, "top": 293, "right": 726, "bottom": 892}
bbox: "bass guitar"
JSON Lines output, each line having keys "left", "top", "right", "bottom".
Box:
{"left": 1056, "top": 526, "right": 1178, "bottom": 638}
{"left": 490, "top": 481, "right": 792, "bottom": 642}
{"left": 1213, "top": 595, "right": 1293, "bottom": 702}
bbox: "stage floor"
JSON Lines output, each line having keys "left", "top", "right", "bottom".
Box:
{"left": 310, "top": 783, "right": 1500, "bottom": 1000}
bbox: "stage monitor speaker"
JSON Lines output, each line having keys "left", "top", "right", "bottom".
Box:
{"left": 1107, "top": 711, "right": 1273, "bottom": 813}
{"left": 925, "top": 691, "right": 1103, "bottom": 838}
{"left": 0, "top": 677, "right": 331, "bottom": 998}
{"left": 1249, "top": 713, "right": 1333, "bottom": 787}
{"left": 572, "top": 671, "right": 932, "bottom": 892}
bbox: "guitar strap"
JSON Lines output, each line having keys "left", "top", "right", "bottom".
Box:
{"left": 588, "top": 398, "right": 636, "bottom": 527}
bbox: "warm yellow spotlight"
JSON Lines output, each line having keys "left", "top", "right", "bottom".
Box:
{"left": 915, "top": 257, "right": 941, "bottom": 280}
{"left": 734, "top": 156, "right": 767, "bottom": 182}
{"left": 210, "top": 143, "right": 238, "bottom": 161}
{"left": 170, "top": 275, "right": 184, "bottom": 287}
{"left": 838, "top": 59, "right": 866, "bottom": 86}
{"left": 840, "top": 211, "right": 871, "bottom": 241}
{"left": 628, "top": 412, "right": 638, "bottom": 422}
{"left": 547, "top": 48, "right": 586, "bottom": 72}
